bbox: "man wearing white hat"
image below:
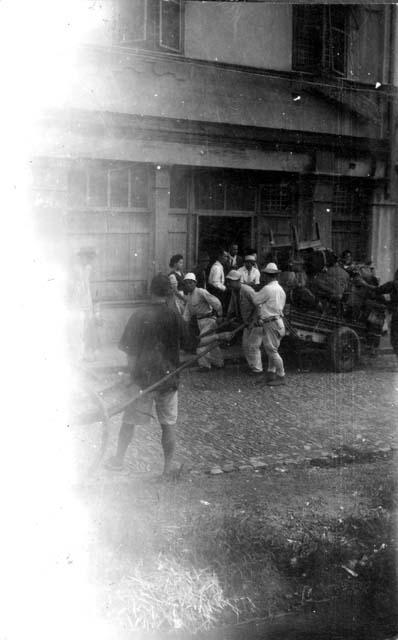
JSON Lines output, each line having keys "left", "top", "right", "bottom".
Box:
{"left": 183, "top": 273, "right": 224, "bottom": 370}
{"left": 238, "top": 255, "right": 260, "bottom": 288}
{"left": 250, "top": 263, "right": 287, "bottom": 386}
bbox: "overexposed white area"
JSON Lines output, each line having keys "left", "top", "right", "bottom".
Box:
{"left": 0, "top": 1, "right": 109, "bottom": 638}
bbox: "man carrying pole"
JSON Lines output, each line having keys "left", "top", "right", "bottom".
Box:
{"left": 105, "top": 274, "right": 233, "bottom": 476}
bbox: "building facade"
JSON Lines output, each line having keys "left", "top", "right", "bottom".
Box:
{"left": 32, "top": 2, "right": 398, "bottom": 341}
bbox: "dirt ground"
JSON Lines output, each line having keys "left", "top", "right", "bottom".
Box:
{"left": 76, "top": 454, "right": 398, "bottom": 639}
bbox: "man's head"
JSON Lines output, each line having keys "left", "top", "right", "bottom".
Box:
{"left": 197, "top": 251, "right": 210, "bottom": 269}
{"left": 183, "top": 272, "right": 197, "bottom": 293}
{"left": 260, "top": 262, "right": 280, "bottom": 285}
{"left": 169, "top": 254, "right": 184, "bottom": 271}
{"left": 341, "top": 250, "right": 353, "bottom": 266}
{"left": 244, "top": 255, "right": 256, "bottom": 272}
{"left": 244, "top": 248, "right": 257, "bottom": 261}
{"left": 217, "top": 249, "right": 228, "bottom": 266}
{"left": 150, "top": 274, "right": 172, "bottom": 298}
{"left": 229, "top": 243, "right": 239, "bottom": 257}
{"left": 226, "top": 270, "right": 242, "bottom": 291}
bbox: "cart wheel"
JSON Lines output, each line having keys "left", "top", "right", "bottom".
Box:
{"left": 328, "top": 326, "right": 361, "bottom": 372}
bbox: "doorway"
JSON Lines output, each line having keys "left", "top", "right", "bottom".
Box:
{"left": 197, "top": 215, "right": 253, "bottom": 260}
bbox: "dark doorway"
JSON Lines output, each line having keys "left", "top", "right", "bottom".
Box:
{"left": 198, "top": 216, "right": 252, "bottom": 260}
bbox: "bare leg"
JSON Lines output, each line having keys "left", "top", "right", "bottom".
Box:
{"left": 161, "top": 424, "right": 176, "bottom": 475}
{"left": 115, "top": 422, "right": 136, "bottom": 463}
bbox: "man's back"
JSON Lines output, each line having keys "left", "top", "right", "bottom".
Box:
{"left": 254, "top": 280, "right": 286, "bottom": 319}
{"left": 119, "top": 303, "right": 186, "bottom": 390}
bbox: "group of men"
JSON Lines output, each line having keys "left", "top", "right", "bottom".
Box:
{"left": 182, "top": 263, "right": 286, "bottom": 383}
{"left": 105, "top": 255, "right": 287, "bottom": 476}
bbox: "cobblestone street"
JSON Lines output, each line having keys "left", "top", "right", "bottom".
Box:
{"left": 78, "top": 353, "right": 398, "bottom": 477}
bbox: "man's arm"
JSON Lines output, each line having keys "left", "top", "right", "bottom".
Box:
{"left": 252, "top": 286, "right": 268, "bottom": 306}
{"left": 182, "top": 302, "right": 191, "bottom": 322}
{"left": 226, "top": 292, "right": 237, "bottom": 320}
{"left": 201, "top": 289, "right": 223, "bottom": 316}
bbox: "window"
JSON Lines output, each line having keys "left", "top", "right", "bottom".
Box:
{"left": 117, "top": 0, "right": 147, "bottom": 44}
{"left": 194, "top": 170, "right": 256, "bottom": 212}
{"left": 331, "top": 180, "right": 370, "bottom": 259}
{"left": 115, "top": 0, "right": 183, "bottom": 54}
{"left": 195, "top": 171, "right": 225, "bottom": 210}
{"left": 68, "top": 162, "right": 149, "bottom": 209}
{"left": 160, "top": 0, "right": 181, "bottom": 52}
{"left": 259, "top": 178, "right": 296, "bottom": 246}
{"left": 292, "top": 5, "right": 348, "bottom": 76}
{"left": 259, "top": 180, "right": 294, "bottom": 216}
{"left": 170, "top": 166, "right": 189, "bottom": 209}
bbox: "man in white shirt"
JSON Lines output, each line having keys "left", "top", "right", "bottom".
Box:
{"left": 238, "top": 255, "right": 260, "bottom": 288}
{"left": 250, "top": 263, "right": 287, "bottom": 386}
{"left": 208, "top": 249, "right": 229, "bottom": 310}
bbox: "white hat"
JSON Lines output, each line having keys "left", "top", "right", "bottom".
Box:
{"left": 244, "top": 255, "right": 256, "bottom": 262}
{"left": 226, "top": 269, "right": 241, "bottom": 281}
{"left": 183, "top": 272, "right": 197, "bottom": 281}
{"left": 262, "top": 262, "right": 280, "bottom": 274}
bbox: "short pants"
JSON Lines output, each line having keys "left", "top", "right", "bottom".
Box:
{"left": 123, "top": 389, "right": 178, "bottom": 426}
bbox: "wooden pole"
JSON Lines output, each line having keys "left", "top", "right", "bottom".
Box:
{"left": 74, "top": 323, "right": 245, "bottom": 426}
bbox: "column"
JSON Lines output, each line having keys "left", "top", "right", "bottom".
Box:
{"left": 153, "top": 165, "right": 171, "bottom": 275}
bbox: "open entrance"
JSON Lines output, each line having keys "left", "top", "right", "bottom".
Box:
{"left": 198, "top": 216, "right": 252, "bottom": 260}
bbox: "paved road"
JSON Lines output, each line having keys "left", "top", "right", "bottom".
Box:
{"left": 81, "top": 354, "right": 398, "bottom": 476}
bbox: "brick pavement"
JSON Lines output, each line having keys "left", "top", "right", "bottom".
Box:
{"left": 82, "top": 353, "right": 398, "bottom": 477}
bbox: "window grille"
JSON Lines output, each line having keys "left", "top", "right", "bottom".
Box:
{"left": 332, "top": 181, "right": 363, "bottom": 220}
{"left": 259, "top": 181, "right": 294, "bottom": 216}
{"left": 331, "top": 180, "right": 370, "bottom": 259}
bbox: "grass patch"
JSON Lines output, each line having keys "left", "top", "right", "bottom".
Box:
{"left": 103, "top": 555, "right": 238, "bottom": 634}
{"left": 84, "top": 463, "right": 398, "bottom": 635}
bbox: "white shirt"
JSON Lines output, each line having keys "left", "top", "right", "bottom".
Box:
{"left": 253, "top": 280, "right": 286, "bottom": 320}
{"left": 238, "top": 265, "right": 260, "bottom": 286}
{"left": 183, "top": 287, "right": 222, "bottom": 321}
{"left": 208, "top": 261, "right": 226, "bottom": 291}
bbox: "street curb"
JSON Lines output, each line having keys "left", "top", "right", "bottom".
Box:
{"left": 206, "top": 446, "right": 396, "bottom": 477}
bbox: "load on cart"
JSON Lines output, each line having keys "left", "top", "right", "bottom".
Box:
{"left": 267, "top": 224, "right": 387, "bottom": 372}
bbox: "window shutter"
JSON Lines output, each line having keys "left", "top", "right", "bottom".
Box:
{"left": 116, "top": 0, "right": 147, "bottom": 44}
{"left": 159, "top": 0, "right": 182, "bottom": 52}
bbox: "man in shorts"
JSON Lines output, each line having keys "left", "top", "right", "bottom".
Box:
{"left": 105, "top": 274, "right": 195, "bottom": 476}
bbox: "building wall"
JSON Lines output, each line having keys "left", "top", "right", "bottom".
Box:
{"left": 58, "top": 50, "right": 383, "bottom": 140}
{"left": 184, "top": 2, "right": 292, "bottom": 71}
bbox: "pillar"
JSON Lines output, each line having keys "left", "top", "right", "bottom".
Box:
{"left": 370, "top": 189, "right": 398, "bottom": 282}
{"left": 153, "top": 165, "right": 171, "bottom": 275}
